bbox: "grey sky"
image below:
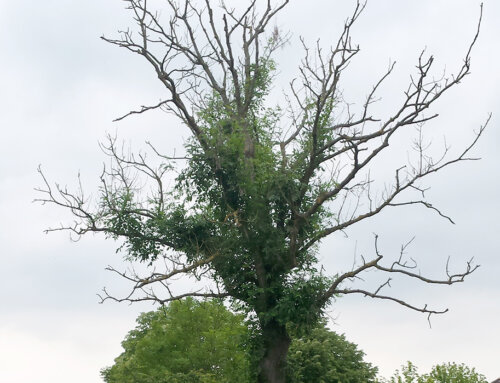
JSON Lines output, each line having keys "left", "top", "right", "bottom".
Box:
{"left": 0, "top": 0, "right": 498, "bottom": 382}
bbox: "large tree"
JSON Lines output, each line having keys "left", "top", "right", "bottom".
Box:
{"left": 37, "top": 1, "right": 489, "bottom": 382}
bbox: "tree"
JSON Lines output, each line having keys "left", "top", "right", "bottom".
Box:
{"left": 101, "top": 298, "right": 251, "bottom": 383}
{"left": 286, "top": 325, "right": 378, "bottom": 383}
{"left": 101, "top": 298, "right": 377, "bottom": 383}
{"left": 36, "top": 1, "right": 489, "bottom": 382}
{"left": 386, "top": 361, "right": 488, "bottom": 383}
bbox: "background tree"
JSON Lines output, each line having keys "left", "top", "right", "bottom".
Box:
{"left": 286, "top": 324, "right": 378, "bottom": 383}
{"left": 385, "top": 361, "right": 488, "bottom": 383}
{"left": 101, "top": 298, "right": 251, "bottom": 383}
{"left": 37, "top": 1, "right": 488, "bottom": 382}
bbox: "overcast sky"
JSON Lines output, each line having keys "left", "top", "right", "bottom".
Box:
{"left": 0, "top": 0, "right": 499, "bottom": 382}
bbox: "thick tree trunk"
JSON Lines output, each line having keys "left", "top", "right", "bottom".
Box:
{"left": 258, "top": 320, "right": 291, "bottom": 383}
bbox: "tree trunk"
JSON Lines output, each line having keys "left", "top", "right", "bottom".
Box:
{"left": 258, "top": 319, "right": 291, "bottom": 383}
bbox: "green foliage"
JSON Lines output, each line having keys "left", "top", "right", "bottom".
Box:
{"left": 287, "top": 324, "right": 378, "bottom": 383}
{"left": 76, "top": 49, "right": 338, "bottom": 338}
{"left": 101, "top": 298, "right": 251, "bottom": 383}
{"left": 102, "top": 299, "right": 379, "bottom": 383}
{"left": 171, "top": 57, "right": 336, "bottom": 329}
{"left": 267, "top": 273, "right": 334, "bottom": 329}
{"left": 385, "top": 361, "right": 488, "bottom": 383}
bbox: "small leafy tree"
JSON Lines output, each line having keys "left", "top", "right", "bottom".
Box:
{"left": 286, "top": 324, "right": 378, "bottom": 383}
{"left": 37, "top": 1, "right": 489, "bottom": 382}
{"left": 101, "top": 298, "right": 251, "bottom": 383}
{"left": 426, "top": 363, "right": 488, "bottom": 383}
{"left": 386, "top": 361, "right": 488, "bottom": 383}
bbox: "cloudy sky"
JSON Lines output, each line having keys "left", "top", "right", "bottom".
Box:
{"left": 0, "top": 0, "right": 498, "bottom": 382}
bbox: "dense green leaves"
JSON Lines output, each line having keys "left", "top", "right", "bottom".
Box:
{"left": 102, "top": 299, "right": 379, "bottom": 383}
{"left": 287, "top": 325, "right": 378, "bottom": 383}
{"left": 385, "top": 361, "right": 488, "bottom": 383}
{"left": 101, "top": 299, "right": 251, "bottom": 383}
{"left": 102, "top": 299, "right": 489, "bottom": 383}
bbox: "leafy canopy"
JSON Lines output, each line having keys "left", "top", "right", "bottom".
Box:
{"left": 101, "top": 56, "right": 334, "bottom": 329}
{"left": 286, "top": 324, "right": 378, "bottom": 383}
{"left": 101, "top": 298, "right": 251, "bottom": 383}
{"left": 101, "top": 299, "right": 378, "bottom": 383}
{"left": 385, "top": 361, "right": 488, "bottom": 383}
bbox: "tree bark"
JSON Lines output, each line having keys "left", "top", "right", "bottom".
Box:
{"left": 258, "top": 319, "right": 291, "bottom": 383}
